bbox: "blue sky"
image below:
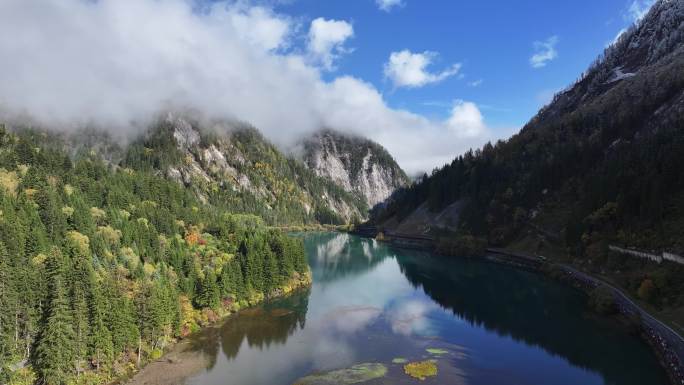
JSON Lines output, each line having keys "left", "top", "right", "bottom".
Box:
{"left": 274, "top": 0, "right": 650, "bottom": 131}
{"left": 0, "top": 0, "right": 655, "bottom": 173}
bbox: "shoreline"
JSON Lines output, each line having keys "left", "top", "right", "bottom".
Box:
{"left": 118, "top": 270, "right": 312, "bottom": 385}
{"left": 352, "top": 229, "right": 684, "bottom": 385}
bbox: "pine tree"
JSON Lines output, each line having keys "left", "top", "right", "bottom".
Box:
{"left": 232, "top": 259, "right": 246, "bottom": 301}
{"left": 0, "top": 241, "right": 17, "bottom": 365}
{"left": 263, "top": 248, "right": 279, "bottom": 293}
{"left": 33, "top": 248, "right": 76, "bottom": 385}
{"left": 69, "top": 245, "right": 93, "bottom": 368}
{"left": 138, "top": 280, "right": 176, "bottom": 351}
{"left": 219, "top": 261, "right": 236, "bottom": 299}
{"left": 108, "top": 290, "right": 139, "bottom": 355}
{"left": 196, "top": 269, "right": 220, "bottom": 309}
{"left": 88, "top": 280, "right": 113, "bottom": 370}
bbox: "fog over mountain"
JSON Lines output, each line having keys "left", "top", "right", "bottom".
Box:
{"left": 0, "top": 0, "right": 493, "bottom": 174}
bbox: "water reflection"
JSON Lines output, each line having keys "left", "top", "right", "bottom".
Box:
{"left": 220, "top": 292, "right": 309, "bottom": 360}
{"left": 394, "top": 250, "right": 669, "bottom": 385}
{"left": 180, "top": 233, "right": 669, "bottom": 385}
{"left": 306, "top": 232, "right": 388, "bottom": 284}
{"left": 385, "top": 298, "right": 438, "bottom": 336}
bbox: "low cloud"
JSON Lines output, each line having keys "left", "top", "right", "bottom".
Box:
{"left": 376, "top": 0, "right": 405, "bottom": 12}
{"left": 530, "top": 35, "right": 558, "bottom": 69}
{"left": 384, "top": 50, "right": 462, "bottom": 89}
{"left": 0, "top": 0, "right": 491, "bottom": 175}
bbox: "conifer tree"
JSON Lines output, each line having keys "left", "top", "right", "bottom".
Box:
{"left": 88, "top": 280, "right": 113, "bottom": 370}
{"left": 219, "top": 261, "right": 236, "bottom": 299}
{"left": 34, "top": 248, "right": 76, "bottom": 385}
{"left": 197, "top": 269, "right": 220, "bottom": 309}
{"left": 69, "top": 243, "right": 93, "bottom": 367}
{"left": 0, "top": 241, "right": 17, "bottom": 365}
{"left": 109, "top": 291, "right": 139, "bottom": 355}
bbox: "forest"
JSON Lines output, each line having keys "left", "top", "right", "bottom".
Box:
{"left": 0, "top": 126, "right": 310, "bottom": 385}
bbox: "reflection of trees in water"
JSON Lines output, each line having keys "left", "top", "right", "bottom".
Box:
{"left": 395, "top": 254, "right": 668, "bottom": 385}
{"left": 220, "top": 289, "right": 310, "bottom": 360}
{"left": 304, "top": 233, "right": 389, "bottom": 283}
{"left": 187, "top": 324, "right": 222, "bottom": 370}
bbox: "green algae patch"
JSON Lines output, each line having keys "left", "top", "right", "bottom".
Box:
{"left": 403, "top": 360, "right": 438, "bottom": 381}
{"left": 426, "top": 348, "right": 449, "bottom": 355}
{"left": 392, "top": 357, "right": 408, "bottom": 364}
{"left": 293, "top": 363, "right": 387, "bottom": 385}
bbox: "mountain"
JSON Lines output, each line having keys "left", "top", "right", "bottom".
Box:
{"left": 6, "top": 114, "right": 372, "bottom": 226}
{"left": 373, "top": 1, "right": 684, "bottom": 308}
{"left": 300, "top": 129, "right": 409, "bottom": 208}
{"left": 118, "top": 114, "right": 369, "bottom": 225}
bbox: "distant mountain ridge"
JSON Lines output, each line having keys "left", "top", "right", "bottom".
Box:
{"left": 301, "top": 129, "right": 409, "bottom": 208}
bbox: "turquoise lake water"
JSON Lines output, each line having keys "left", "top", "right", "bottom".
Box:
{"left": 183, "top": 232, "right": 669, "bottom": 385}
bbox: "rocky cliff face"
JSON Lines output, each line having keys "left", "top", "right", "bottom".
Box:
{"left": 301, "top": 129, "right": 409, "bottom": 208}
{"left": 124, "top": 114, "right": 367, "bottom": 225}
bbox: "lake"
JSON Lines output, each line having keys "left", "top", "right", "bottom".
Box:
{"left": 179, "top": 232, "right": 669, "bottom": 385}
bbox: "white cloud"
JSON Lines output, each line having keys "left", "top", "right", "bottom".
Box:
{"left": 0, "top": 0, "right": 491, "bottom": 175}
{"left": 384, "top": 50, "right": 462, "bottom": 88}
{"left": 224, "top": 5, "right": 292, "bottom": 51}
{"left": 530, "top": 35, "right": 558, "bottom": 69}
{"left": 376, "top": 0, "right": 404, "bottom": 12}
{"left": 318, "top": 77, "right": 490, "bottom": 172}
{"left": 467, "top": 79, "right": 483, "bottom": 87}
{"left": 447, "top": 100, "right": 486, "bottom": 138}
{"left": 627, "top": 0, "right": 655, "bottom": 22}
{"left": 307, "top": 17, "right": 354, "bottom": 70}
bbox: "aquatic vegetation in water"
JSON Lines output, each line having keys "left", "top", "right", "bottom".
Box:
{"left": 392, "top": 357, "right": 408, "bottom": 364}
{"left": 293, "top": 363, "right": 387, "bottom": 384}
{"left": 426, "top": 348, "right": 449, "bottom": 355}
{"left": 403, "top": 361, "right": 438, "bottom": 380}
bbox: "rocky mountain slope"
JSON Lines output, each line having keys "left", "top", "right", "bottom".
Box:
{"left": 300, "top": 129, "right": 409, "bottom": 208}
{"left": 11, "top": 114, "right": 370, "bottom": 226}
{"left": 122, "top": 114, "right": 368, "bottom": 225}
